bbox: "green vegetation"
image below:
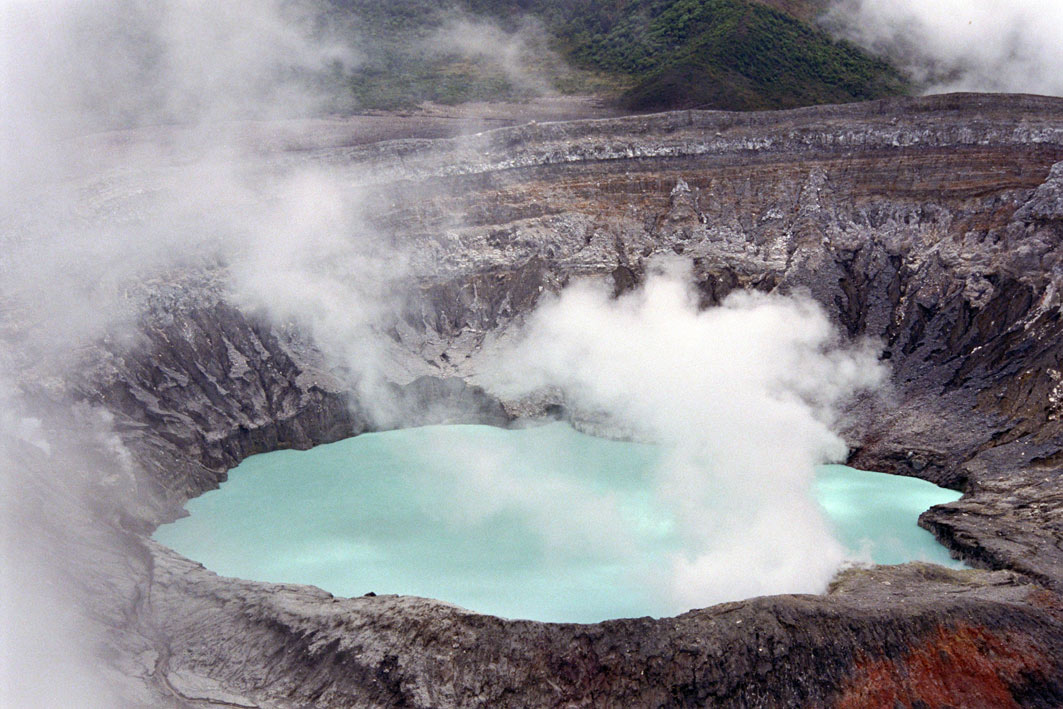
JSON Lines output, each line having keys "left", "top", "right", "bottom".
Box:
{"left": 566, "top": 0, "right": 910, "bottom": 110}
{"left": 317, "top": 0, "right": 909, "bottom": 111}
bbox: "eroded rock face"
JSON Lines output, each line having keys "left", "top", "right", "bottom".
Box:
{"left": 11, "top": 93, "right": 1063, "bottom": 706}
{"left": 146, "top": 551, "right": 1063, "bottom": 708}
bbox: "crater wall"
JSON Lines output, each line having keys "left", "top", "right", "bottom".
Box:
{"left": 32, "top": 94, "right": 1063, "bottom": 706}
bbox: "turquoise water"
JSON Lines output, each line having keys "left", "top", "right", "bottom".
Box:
{"left": 154, "top": 422, "right": 963, "bottom": 622}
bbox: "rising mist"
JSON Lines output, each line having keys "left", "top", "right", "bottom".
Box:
{"left": 489, "top": 259, "right": 886, "bottom": 606}
{"left": 826, "top": 0, "right": 1063, "bottom": 97}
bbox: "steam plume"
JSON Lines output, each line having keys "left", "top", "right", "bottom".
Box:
{"left": 491, "top": 260, "right": 886, "bottom": 606}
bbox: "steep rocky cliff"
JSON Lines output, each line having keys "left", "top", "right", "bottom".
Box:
{"left": 11, "top": 93, "right": 1063, "bottom": 706}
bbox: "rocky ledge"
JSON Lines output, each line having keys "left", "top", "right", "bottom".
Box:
{"left": 10, "top": 93, "right": 1063, "bottom": 706}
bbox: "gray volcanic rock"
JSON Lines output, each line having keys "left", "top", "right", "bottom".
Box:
{"left": 9, "top": 93, "right": 1063, "bottom": 706}
{"left": 144, "top": 546, "right": 1063, "bottom": 708}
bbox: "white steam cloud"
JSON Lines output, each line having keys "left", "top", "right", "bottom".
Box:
{"left": 0, "top": 0, "right": 397, "bottom": 382}
{"left": 0, "top": 0, "right": 356, "bottom": 140}
{"left": 0, "top": 1, "right": 386, "bottom": 704}
{"left": 226, "top": 168, "right": 412, "bottom": 397}
{"left": 491, "top": 260, "right": 886, "bottom": 607}
{"left": 826, "top": 0, "right": 1063, "bottom": 96}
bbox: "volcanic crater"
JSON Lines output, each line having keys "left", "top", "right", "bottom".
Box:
{"left": 14, "top": 93, "right": 1063, "bottom": 707}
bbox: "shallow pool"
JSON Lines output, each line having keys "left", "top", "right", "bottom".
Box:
{"left": 154, "top": 422, "right": 963, "bottom": 622}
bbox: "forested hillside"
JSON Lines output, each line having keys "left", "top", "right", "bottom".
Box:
{"left": 320, "top": 0, "right": 908, "bottom": 111}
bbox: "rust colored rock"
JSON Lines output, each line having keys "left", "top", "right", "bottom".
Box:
{"left": 838, "top": 623, "right": 1055, "bottom": 709}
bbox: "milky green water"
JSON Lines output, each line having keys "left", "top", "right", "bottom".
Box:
{"left": 154, "top": 422, "right": 963, "bottom": 623}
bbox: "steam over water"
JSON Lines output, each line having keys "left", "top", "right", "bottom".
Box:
{"left": 155, "top": 422, "right": 963, "bottom": 623}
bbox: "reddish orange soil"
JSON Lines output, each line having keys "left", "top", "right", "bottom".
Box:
{"left": 837, "top": 622, "right": 1052, "bottom": 709}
